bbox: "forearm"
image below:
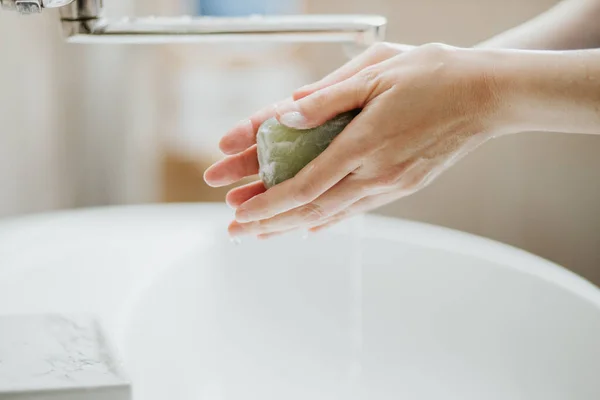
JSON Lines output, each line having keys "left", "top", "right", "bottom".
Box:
{"left": 477, "top": 0, "right": 600, "bottom": 50}
{"left": 489, "top": 49, "right": 600, "bottom": 135}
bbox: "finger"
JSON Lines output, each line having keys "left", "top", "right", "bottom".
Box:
{"left": 229, "top": 220, "right": 293, "bottom": 238}
{"left": 242, "top": 158, "right": 441, "bottom": 235}
{"left": 231, "top": 177, "right": 367, "bottom": 235}
{"left": 219, "top": 97, "right": 293, "bottom": 155}
{"left": 234, "top": 116, "right": 371, "bottom": 222}
{"left": 310, "top": 160, "right": 441, "bottom": 232}
{"left": 275, "top": 74, "right": 376, "bottom": 130}
{"left": 256, "top": 229, "right": 297, "bottom": 240}
{"left": 309, "top": 192, "right": 397, "bottom": 233}
{"left": 293, "top": 49, "right": 375, "bottom": 100}
{"left": 293, "top": 43, "right": 413, "bottom": 100}
{"left": 225, "top": 180, "right": 266, "bottom": 209}
{"left": 309, "top": 217, "right": 344, "bottom": 233}
{"left": 203, "top": 145, "right": 259, "bottom": 187}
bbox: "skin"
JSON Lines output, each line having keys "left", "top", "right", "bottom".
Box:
{"left": 478, "top": 0, "right": 600, "bottom": 50}
{"left": 203, "top": 0, "right": 600, "bottom": 238}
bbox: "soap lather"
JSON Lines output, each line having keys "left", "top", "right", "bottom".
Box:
{"left": 257, "top": 109, "right": 360, "bottom": 188}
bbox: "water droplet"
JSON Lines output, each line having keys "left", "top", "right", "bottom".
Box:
{"left": 301, "top": 230, "right": 309, "bottom": 240}
{"left": 229, "top": 236, "right": 242, "bottom": 245}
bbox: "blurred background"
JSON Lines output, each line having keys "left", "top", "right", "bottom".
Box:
{"left": 1, "top": 0, "right": 599, "bottom": 283}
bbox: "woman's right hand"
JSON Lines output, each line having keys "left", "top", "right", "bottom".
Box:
{"left": 210, "top": 42, "right": 415, "bottom": 160}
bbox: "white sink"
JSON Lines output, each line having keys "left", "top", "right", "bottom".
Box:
{"left": 0, "top": 204, "right": 599, "bottom": 400}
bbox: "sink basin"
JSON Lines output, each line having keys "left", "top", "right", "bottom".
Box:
{"left": 0, "top": 203, "right": 599, "bottom": 400}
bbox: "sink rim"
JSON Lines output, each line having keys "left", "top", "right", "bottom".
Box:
{"left": 0, "top": 202, "right": 598, "bottom": 309}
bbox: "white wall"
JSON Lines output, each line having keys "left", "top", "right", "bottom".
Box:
{"left": 0, "top": 13, "right": 71, "bottom": 216}
{"left": 0, "top": 2, "right": 162, "bottom": 214}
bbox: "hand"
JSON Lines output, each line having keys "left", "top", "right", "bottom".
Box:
{"left": 204, "top": 42, "right": 413, "bottom": 234}
{"left": 205, "top": 43, "right": 506, "bottom": 238}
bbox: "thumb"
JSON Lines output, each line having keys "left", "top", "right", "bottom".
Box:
{"left": 275, "top": 74, "right": 373, "bottom": 130}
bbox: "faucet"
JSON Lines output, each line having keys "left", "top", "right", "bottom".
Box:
{"left": 0, "top": 0, "right": 71, "bottom": 14}
{"left": 0, "top": 0, "right": 387, "bottom": 45}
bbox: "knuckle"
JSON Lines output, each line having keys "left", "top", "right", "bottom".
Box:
{"left": 419, "top": 168, "right": 439, "bottom": 189}
{"left": 402, "top": 176, "right": 422, "bottom": 191}
{"left": 369, "top": 41, "right": 394, "bottom": 55}
{"left": 300, "top": 202, "right": 328, "bottom": 222}
{"left": 243, "top": 220, "right": 266, "bottom": 233}
{"left": 414, "top": 43, "right": 457, "bottom": 70}
{"left": 366, "top": 164, "right": 409, "bottom": 192}
{"left": 367, "top": 173, "right": 401, "bottom": 193}
{"left": 419, "top": 42, "right": 452, "bottom": 56}
{"left": 358, "top": 66, "right": 381, "bottom": 85}
{"left": 309, "top": 89, "right": 333, "bottom": 110}
{"left": 402, "top": 168, "right": 432, "bottom": 192}
{"left": 291, "top": 180, "right": 318, "bottom": 205}
{"left": 369, "top": 42, "right": 387, "bottom": 52}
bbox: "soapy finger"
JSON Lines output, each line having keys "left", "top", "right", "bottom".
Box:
{"left": 230, "top": 177, "right": 367, "bottom": 235}
{"left": 309, "top": 192, "right": 399, "bottom": 233}
{"left": 219, "top": 97, "right": 294, "bottom": 155}
{"left": 225, "top": 181, "right": 266, "bottom": 209}
{"left": 307, "top": 216, "right": 345, "bottom": 233}
{"left": 309, "top": 161, "right": 441, "bottom": 232}
{"left": 238, "top": 225, "right": 302, "bottom": 240}
{"left": 204, "top": 145, "right": 259, "bottom": 187}
{"left": 256, "top": 229, "right": 296, "bottom": 240}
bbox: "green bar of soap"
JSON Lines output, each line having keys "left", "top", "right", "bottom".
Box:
{"left": 257, "top": 110, "right": 359, "bottom": 188}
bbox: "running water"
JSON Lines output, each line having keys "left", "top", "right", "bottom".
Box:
{"left": 348, "top": 215, "right": 364, "bottom": 391}
{"left": 227, "top": 217, "right": 364, "bottom": 396}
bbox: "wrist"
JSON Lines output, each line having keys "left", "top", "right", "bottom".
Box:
{"left": 471, "top": 48, "right": 534, "bottom": 136}
{"left": 481, "top": 48, "right": 600, "bottom": 135}
{"left": 451, "top": 48, "right": 523, "bottom": 139}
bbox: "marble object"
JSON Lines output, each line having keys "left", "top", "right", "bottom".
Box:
{"left": 0, "top": 314, "right": 130, "bottom": 400}
{"left": 257, "top": 110, "right": 359, "bottom": 188}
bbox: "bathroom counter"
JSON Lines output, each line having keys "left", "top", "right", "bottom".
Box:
{"left": 0, "top": 203, "right": 599, "bottom": 400}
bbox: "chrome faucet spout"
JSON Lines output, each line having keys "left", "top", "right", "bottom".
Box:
{"left": 1, "top": 0, "right": 387, "bottom": 45}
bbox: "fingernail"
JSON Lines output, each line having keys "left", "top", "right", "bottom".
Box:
{"left": 239, "top": 119, "right": 254, "bottom": 138}
{"left": 225, "top": 199, "right": 237, "bottom": 210}
{"left": 274, "top": 102, "right": 310, "bottom": 129}
{"left": 279, "top": 111, "right": 309, "bottom": 129}
{"left": 295, "top": 84, "right": 311, "bottom": 94}
{"left": 219, "top": 119, "right": 254, "bottom": 154}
